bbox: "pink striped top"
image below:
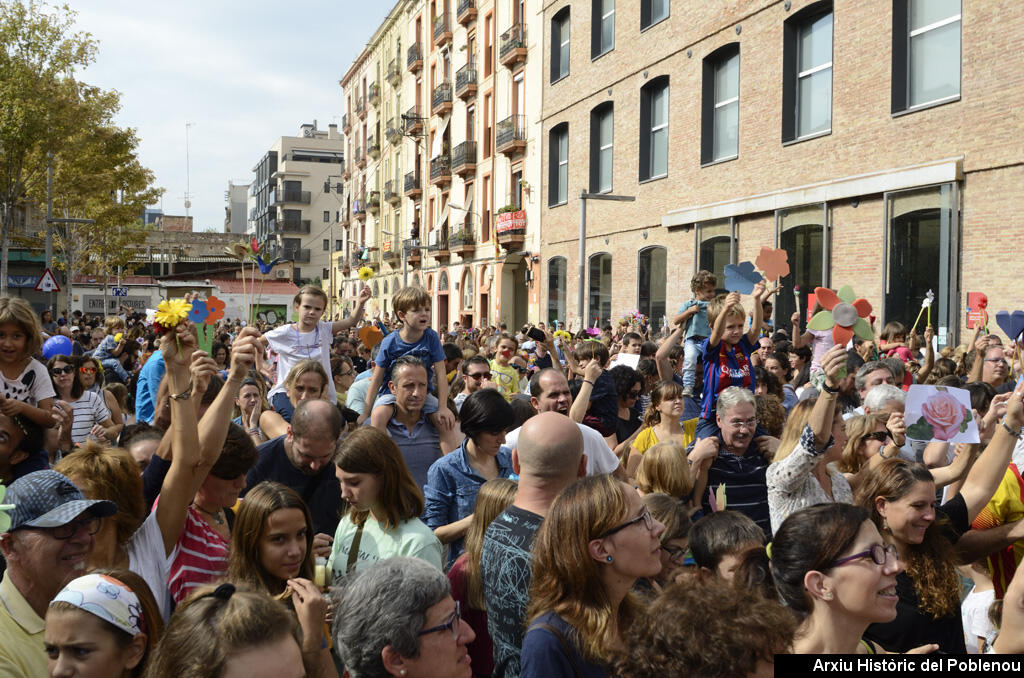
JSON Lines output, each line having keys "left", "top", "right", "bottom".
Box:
{"left": 167, "top": 503, "right": 230, "bottom": 604}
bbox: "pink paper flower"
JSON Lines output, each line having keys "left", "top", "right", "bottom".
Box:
{"left": 921, "top": 392, "right": 968, "bottom": 441}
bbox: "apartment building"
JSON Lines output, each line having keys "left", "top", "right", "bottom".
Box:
{"left": 338, "top": 0, "right": 544, "bottom": 329}
{"left": 540, "top": 0, "right": 1021, "bottom": 347}
{"left": 248, "top": 122, "right": 345, "bottom": 298}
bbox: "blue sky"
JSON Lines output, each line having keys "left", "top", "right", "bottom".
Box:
{"left": 72, "top": 1, "right": 392, "bottom": 232}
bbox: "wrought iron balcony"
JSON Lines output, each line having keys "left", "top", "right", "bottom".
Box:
{"left": 433, "top": 15, "right": 451, "bottom": 47}
{"left": 384, "top": 179, "right": 401, "bottom": 205}
{"left": 455, "top": 64, "right": 477, "bottom": 100}
{"left": 385, "top": 118, "right": 402, "bottom": 145}
{"left": 367, "top": 82, "right": 380, "bottom": 107}
{"left": 499, "top": 23, "right": 527, "bottom": 67}
{"left": 430, "top": 154, "right": 452, "bottom": 186}
{"left": 432, "top": 82, "right": 452, "bottom": 116}
{"left": 451, "top": 141, "right": 476, "bottom": 177}
{"left": 367, "top": 135, "right": 380, "bottom": 159}
{"left": 367, "top": 191, "right": 380, "bottom": 214}
{"left": 496, "top": 115, "right": 527, "bottom": 156}
{"left": 387, "top": 58, "right": 401, "bottom": 87}
{"left": 449, "top": 220, "right": 475, "bottom": 256}
{"left": 404, "top": 171, "right": 421, "bottom": 198}
{"left": 273, "top": 218, "right": 310, "bottom": 234}
{"left": 407, "top": 42, "right": 423, "bottom": 72}
{"left": 404, "top": 106, "right": 423, "bottom": 136}
{"left": 457, "top": 0, "right": 476, "bottom": 26}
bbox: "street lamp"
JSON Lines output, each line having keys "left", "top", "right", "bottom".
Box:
{"left": 577, "top": 191, "right": 635, "bottom": 329}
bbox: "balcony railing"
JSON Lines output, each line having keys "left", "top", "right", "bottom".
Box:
{"left": 430, "top": 154, "right": 452, "bottom": 185}
{"left": 457, "top": 0, "right": 477, "bottom": 25}
{"left": 496, "top": 114, "right": 527, "bottom": 155}
{"left": 338, "top": 208, "right": 350, "bottom": 226}
{"left": 382, "top": 241, "right": 399, "bottom": 260}
{"left": 355, "top": 97, "right": 365, "bottom": 118}
{"left": 281, "top": 247, "right": 311, "bottom": 263}
{"left": 353, "top": 197, "right": 366, "bottom": 217}
{"left": 342, "top": 113, "right": 350, "bottom": 133}
{"left": 499, "top": 23, "right": 527, "bottom": 67}
{"left": 367, "top": 191, "right": 380, "bottom": 214}
{"left": 407, "top": 42, "right": 423, "bottom": 71}
{"left": 405, "top": 238, "right": 422, "bottom": 263}
{"left": 354, "top": 146, "right": 365, "bottom": 168}
{"left": 404, "top": 171, "right": 422, "bottom": 197}
{"left": 428, "top": 225, "right": 451, "bottom": 257}
{"left": 367, "top": 135, "right": 380, "bottom": 159}
{"left": 432, "top": 82, "right": 452, "bottom": 115}
{"left": 367, "top": 82, "right": 380, "bottom": 106}
{"left": 451, "top": 141, "right": 477, "bottom": 176}
{"left": 384, "top": 179, "right": 400, "bottom": 204}
{"left": 455, "top": 64, "right": 477, "bottom": 99}
{"left": 273, "top": 218, "right": 311, "bottom": 234}
{"left": 387, "top": 58, "right": 401, "bottom": 86}
{"left": 449, "top": 220, "right": 475, "bottom": 255}
{"left": 385, "top": 117, "right": 402, "bottom": 145}
{"left": 433, "top": 14, "right": 452, "bottom": 47}
{"left": 275, "top": 189, "right": 311, "bottom": 204}
{"left": 404, "top": 106, "right": 423, "bottom": 135}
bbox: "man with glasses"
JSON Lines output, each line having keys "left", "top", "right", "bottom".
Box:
{"left": 454, "top": 356, "right": 494, "bottom": 412}
{"left": 690, "top": 386, "right": 778, "bottom": 536}
{"left": 0, "top": 470, "right": 116, "bottom": 677}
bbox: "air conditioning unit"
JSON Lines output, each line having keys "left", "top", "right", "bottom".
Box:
{"left": 276, "top": 269, "right": 289, "bottom": 279}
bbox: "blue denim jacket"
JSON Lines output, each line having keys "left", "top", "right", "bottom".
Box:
{"left": 423, "top": 439, "right": 515, "bottom": 565}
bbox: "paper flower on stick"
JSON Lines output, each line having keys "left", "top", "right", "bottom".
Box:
{"left": 114, "top": 333, "right": 123, "bottom": 343}
{"left": 153, "top": 299, "right": 192, "bottom": 334}
{"left": 754, "top": 246, "right": 790, "bottom": 282}
{"left": 976, "top": 295, "right": 988, "bottom": 310}
{"left": 255, "top": 255, "right": 281, "bottom": 275}
{"left": 806, "top": 285, "right": 873, "bottom": 346}
{"left": 553, "top": 330, "right": 572, "bottom": 344}
{"left": 921, "top": 289, "right": 935, "bottom": 308}
{"left": 358, "top": 266, "right": 374, "bottom": 282}
{"left": 0, "top": 483, "right": 14, "bottom": 532}
{"left": 205, "top": 296, "right": 225, "bottom": 323}
{"left": 224, "top": 243, "right": 250, "bottom": 261}
{"left": 187, "top": 299, "right": 209, "bottom": 324}
{"left": 724, "top": 261, "right": 764, "bottom": 295}
{"left": 995, "top": 311, "right": 1024, "bottom": 341}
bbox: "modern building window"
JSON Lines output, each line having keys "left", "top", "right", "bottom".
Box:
{"left": 892, "top": 0, "right": 961, "bottom": 113}
{"left": 548, "top": 123, "right": 569, "bottom": 206}
{"left": 590, "top": 103, "right": 613, "bottom": 193}
{"left": 638, "top": 246, "right": 666, "bottom": 333}
{"left": 551, "top": 7, "right": 570, "bottom": 83}
{"left": 324, "top": 211, "right": 330, "bottom": 222}
{"left": 592, "top": 0, "right": 614, "bottom": 59}
{"left": 775, "top": 204, "right": 826, "bottom": 325}
{"left": 335, "top": 239, "right": 343, "bottom": 251}
{"left": 547, "top": 256, "right": 567, "bottom": 325}
{"left": 885, "top": 183, "right": 958, "bottom": 346}
{"left": 695, "top": 219, "right": 736, "bottom": 295}
{"left": 323, "top": 239, "right": 330, "bottom": 251}
{"left": 641, "top": 0, "right": 669, "bottom": 30}
{"left": 639, "top": 76, "right": 668, "bottom": 181}
{"left": 588, "top": 252, "right": 612, "bottom": 325}
{"left": 701, "top": 44, "right": 739, "bottom": 164}
{"left": 782, "top": 3, "right": 832, "bottom": 142}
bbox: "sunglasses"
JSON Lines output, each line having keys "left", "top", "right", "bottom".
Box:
{"left": 862, "top": 431, "right": 890, "bottom": 443}
{"left": 626, "top": 389, "right": 642, "bottom": 399}
{"left": 50, "top": 365, "right": 75, "bottom": 376}
{"left": 79, "top": 366, "right": 97, "bottom": 375}
{"left": 467, "top": 372, "right": 492, "bottom": 380}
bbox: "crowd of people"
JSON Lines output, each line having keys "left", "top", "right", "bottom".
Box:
{"left": 1, "top": 269, "right": 1024, "bottom": 677}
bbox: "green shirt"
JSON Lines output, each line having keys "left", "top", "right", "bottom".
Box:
{"left": 328, "top": 514, "right": 443, "bottom": 581}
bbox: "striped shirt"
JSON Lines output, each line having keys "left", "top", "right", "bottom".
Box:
{"left": 702, "top": 441, "right": 772, "bottom": 537}
{"left": 167, "top": 503, "right": 230, "bottom": 604}
{"left": 69, "top": 391, "right": 111, "bottom": 444}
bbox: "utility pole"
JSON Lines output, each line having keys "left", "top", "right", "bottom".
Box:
{"left": 46, "top": 154, "right": 54, "bottom": 316}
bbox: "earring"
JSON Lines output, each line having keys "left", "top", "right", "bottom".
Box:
{"left": 823, "top": 591, "right": 834, "bottom": 601}
{"left": 606, "top": 555, "right": 613, "bottom": 563}
{"left": 882, "top": 518, "right": 890, "bottom": 532}
{"left": 400, "top": 671, "right": 406, "bottom": 676}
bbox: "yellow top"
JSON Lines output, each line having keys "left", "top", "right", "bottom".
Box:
{"left": 0, "top": 572, "right": 47, "bottom": 678}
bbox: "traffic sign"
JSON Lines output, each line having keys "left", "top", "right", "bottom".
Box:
{"left": 35, "top": 268, "right": 60, "bottom": 292}
{"left": 112, "top": 287, "right": 128, "bottom": 297}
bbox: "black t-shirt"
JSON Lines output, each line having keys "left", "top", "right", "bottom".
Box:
{"left": 615, "top": 409, "right": 641, "bottom": 444}
{"left": 863, "top": 493, "right": 969, "bottom": 654}
{"left": 481, "top": 505, "right": 543, "bottom": 678}
{"left": 243, "top": 436, "right": 343, "bottom": 536}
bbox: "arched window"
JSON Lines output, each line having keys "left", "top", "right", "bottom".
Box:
{"left": 638, "top": 246, "right": 666, "bottom": 332}
{"left": 547, "top": 256, "right": 567, "bottom": 325}
{"left": 439, "top": 270, "right": 449, "bottom": 292}
{"left": 462, "top": 269, "right": 474, "bottom": 308}
{"left": 588, "top": 252, "right": 612, "bottom": 325}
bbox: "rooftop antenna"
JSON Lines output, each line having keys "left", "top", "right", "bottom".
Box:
{"left": 184, "top": 121, "right": 194, "bottom": 216}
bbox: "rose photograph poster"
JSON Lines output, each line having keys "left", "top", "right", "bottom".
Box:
{"left": 904, "top": 385, "right": 980, "bottom": 444}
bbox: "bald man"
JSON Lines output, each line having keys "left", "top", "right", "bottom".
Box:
{"left": 482, "top": 413, "right": 585, "bottom": 678}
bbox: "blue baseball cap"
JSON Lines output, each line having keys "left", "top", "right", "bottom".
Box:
{"left": 5, "top": 470, "right": 117, "bottom": 532}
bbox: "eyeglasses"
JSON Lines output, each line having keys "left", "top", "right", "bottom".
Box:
{"left": 598, "top": 507, "right": 655, "bottom": 539}
{"left": 50, "top": 365, "right": 75, "bottom": 376}
{"left": 79, "top": 366, "right": 97, "bottom": 375}
{"left": 829, "top": 543, "right": 898, "bottom": 569}
{"left": 25, "top": 516, "right": 101, "bottom": 540}
{"left": 726, "top": 418, "right": 757, "bottom": 430}
{"left": 984, "top": 358, "right": 1006, "bottom": 364}
{"left": 418, "top": 601, "right": 461, "bottom": 639}
{"left": 626, "top": 389, "right": 642, "bottom": 399}
{"left": 337, "top": 370, "right": 355, "bottom": 378}
{"left": 467, "top": 372, "right": 492, "bottom": 380}
{"left": 862, "top": 431, "right": 890, "bottom": 443}
{"left": 660, "top": 544, "right": 688, "bottom": 564}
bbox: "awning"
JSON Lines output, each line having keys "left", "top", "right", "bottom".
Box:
{"left": 430, "top": 117, "right": 450, "bottom": 157}
{"left": 437, "top": 204, "right": 450, "bottom": 230}
{"left": 455, "top": 195, "right": 473, "bottom": 228}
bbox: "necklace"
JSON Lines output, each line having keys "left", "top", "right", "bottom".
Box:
{"left": 294, "top": 324, "right": 321, "bottom": 358}
{"left": 193, "top": 502, "right": 225, "bottom": 525}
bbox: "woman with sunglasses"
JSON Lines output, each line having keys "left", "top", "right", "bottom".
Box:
{"left": 79, "top": 355, "right": 126, "bottom": 427}
{"left": 853, "top": 380, "right": 1024, "bottom": 653}
{"left": 609, "top": 366, "right": 643, "bottom": 460}
{"left": 769, "top": 503, "right": 920, "bottom": 654}
{"left": 47, "top": 355, "right": 120, "bottom": 447}
{"left": 334, "top": 557, "right": 476, "bottom": 678}
{"left": 766, "top": 345, "right": 851, "bottom": 534}
{"left": 424, "top": 388, "right": 515, "bottom": 567}
{"left": 522, "top": 475, "right": 665, "bottom": 677}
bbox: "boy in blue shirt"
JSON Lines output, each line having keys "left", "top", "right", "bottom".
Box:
{"left": 696, "top": 281, "right": 767, "bottom": 439}
{"left": 675, "top": 270, "right": 718, "bottom": 397}
{"left": 361, "top": 286, "right": 455, "bottom": 432}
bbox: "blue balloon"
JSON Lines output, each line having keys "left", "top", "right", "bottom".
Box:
{"left": 42, "top": 335, "right": 73, "bottom": 360}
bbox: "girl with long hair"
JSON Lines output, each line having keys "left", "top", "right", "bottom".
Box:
{"left": 626, "top": 380, "right": 687, "bottom": 478}
{"left": 854, "top": 381, "right": 1024, "bottom": 653}
{"left": 328, "top": 427, "right": 443, "bottom": 581}
{"left": 226, "top": 481, "right": 334, "bottom": 678}
{"left": 521, "top": 475, "right": 665, "bottom": 677}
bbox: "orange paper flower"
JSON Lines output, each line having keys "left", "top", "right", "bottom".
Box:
{"left": 205, "top": 295, "right": 225, "bottom": 323}
{"left": 806, "top": 286, "right": 873, "bottom": 346}
{"left": 755, "top": 246, "right": 790, "bottom": 282}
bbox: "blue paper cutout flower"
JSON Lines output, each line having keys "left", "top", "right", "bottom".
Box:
{"left": 723, "top": 261, "right": 764, "bottom": 295}
{"left": 187, "top": 299, "right": 209, "bottom": 323}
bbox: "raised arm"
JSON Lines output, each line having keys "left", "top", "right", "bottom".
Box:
{"left": 709, "top": 292, "right": 740, "bottom": 348}
{"left": 330, "top": 285, "right": 371, "bottom": 333}
{"left": 655, "top": 323, "right": 685, "bottom": 382}
{"left": 806, "top": 345, "right": 845, "bottom": 443}
{"left": 746, "top": 282, "right": 766, "bottom": 346}
{"left": 569, "top": 362, "right": 602, "bottom": 424}
{"left": 957, "top": 381, "right": 1024, "bottom": 522}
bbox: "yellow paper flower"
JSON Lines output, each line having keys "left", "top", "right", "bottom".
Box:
{"left": 154, "top": 298, "right": 192, "bottom": 329}
{"left": 114, "top": 333, "right": 123, "bottom": 343}
{"left": 358, "top": 266, "right": 374, "bottom": 281}
{"left": 553, "top": 330, "right": 572, "bottom": 344}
